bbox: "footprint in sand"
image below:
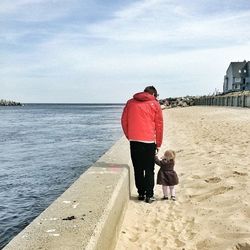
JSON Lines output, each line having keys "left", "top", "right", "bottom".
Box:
{"left": 192, "top": 175, "right": 201, "bottom": 179}
{"left": 197, "top": 237, "right": 232, "bottom": 250}
{"left": 204, "top": 177, "right": 221, "bottom": 183}
{"left": 152, "top": 218, "right": 161, "bottom": 226}
{"left": 243, "top": 207, "right": 250, "bottom": 219}
{"left": 191, "top": 186, "right": 234, "bottom": 202}
{"left": 235, "top": 242, "right": 250, "bottom": 250}
{"left": 178, "top": 218, "right": 196, "bottom": 242}
{"left": 175, "top": 238, "right": 185, "bottom": 247}
{"left": 233, "top": 171, "right": 248, "bottom": 176}
{"left": 170, "top": 215, "right": 196, "bottom": 247}
{"left": 217, "top": 233, "right": 250, "bottom": 240}
{"left": 210, "top": 186, "right": 234, "bottom": 196}
{"left": 128, "top": 233, "right": 139, "bottom": 242}
{"left": 210, "top": 186, "right": 234, "bottom": 197}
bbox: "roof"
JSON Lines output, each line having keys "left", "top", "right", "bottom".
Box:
{"left": 227, "top": 61, "right": 250, "bottom": 77}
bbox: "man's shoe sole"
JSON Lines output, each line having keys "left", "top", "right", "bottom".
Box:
{"left": 145, "top": 197, "right": 155, "bottom": 203}
{"left": 138, "top": 196, "right": 145, "bottom": 201}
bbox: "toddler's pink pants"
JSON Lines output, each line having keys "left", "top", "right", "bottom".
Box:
{"left": 162, "top": 185, "right": 175, "bottom": 197}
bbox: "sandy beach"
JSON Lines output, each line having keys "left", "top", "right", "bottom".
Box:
{"left": 115, "top": 106, "right": 250, "bottom": 250}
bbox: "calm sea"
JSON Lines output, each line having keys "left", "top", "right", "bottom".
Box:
{"left": 0, "top": 104, "right": 124, "bottom": 249}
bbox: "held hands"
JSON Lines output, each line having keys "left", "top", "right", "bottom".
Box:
{"left": 155, "top": 147, "right": 160, "bottom": 155}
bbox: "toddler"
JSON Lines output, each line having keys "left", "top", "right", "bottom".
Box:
{"left": 155, "top": 150, "right": 179, "bottom": 200}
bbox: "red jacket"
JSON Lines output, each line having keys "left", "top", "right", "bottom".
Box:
{"left": 121, "top": 92, "right": 163, "bottom": 147}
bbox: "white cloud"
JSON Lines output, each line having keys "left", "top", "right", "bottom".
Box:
{"left": 86, "top": 0, "right": 250, "bottom": 46}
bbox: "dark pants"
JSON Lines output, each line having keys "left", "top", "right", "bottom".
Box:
{"left": 130, "top": 141, "right": 156, "bottom": 198}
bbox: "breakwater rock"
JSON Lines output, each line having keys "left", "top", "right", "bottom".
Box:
{"left": 159, "top": 96, "right": 196, "bottom": 109}
{"left": 0, "top": 99, "right": 22, "bottom": 106}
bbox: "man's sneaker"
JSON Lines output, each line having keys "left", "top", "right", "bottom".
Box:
{"left": 145, "top": 196, "right": 156, "bottom": 203}
{"left": 171, "top": 196, "right": 176, "bottom": 201}
{"left": 138, "top": 194, "right": 145, "bottom": 201}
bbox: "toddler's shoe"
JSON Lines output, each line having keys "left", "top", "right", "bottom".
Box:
{"left": 161, "top": 196, "right": 168, "bottom": 200}
{"left": 171, "top": 196, "right": 176, "bottom": 201}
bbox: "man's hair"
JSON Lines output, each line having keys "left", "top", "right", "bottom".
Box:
{"left": 144, "top": 86, "right": 158, "bottom": 97}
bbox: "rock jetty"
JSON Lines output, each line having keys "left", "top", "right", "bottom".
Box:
{"left": 159, "top": 96, "right": 196, "bottom": 109}
{"left": 0, "top": 99, "right": 22, "bottom": 106}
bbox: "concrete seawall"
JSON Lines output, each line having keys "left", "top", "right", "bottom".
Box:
{"left": 194, "top": 93, "right": 250, "bottom": 107}
{"left": 4, "top": 137, "right": 132, "bottom": 250}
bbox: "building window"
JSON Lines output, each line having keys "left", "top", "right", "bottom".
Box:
{"left": 235, "top": 77, "right": 241, "bottom": 83}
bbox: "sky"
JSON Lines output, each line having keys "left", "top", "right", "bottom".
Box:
{"left": 1, "top": 0, "right": 250, "bottom": 103}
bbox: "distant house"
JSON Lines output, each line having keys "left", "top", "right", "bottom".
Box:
{"left": 223, "top": 60, "right": 250, "bottom": 93}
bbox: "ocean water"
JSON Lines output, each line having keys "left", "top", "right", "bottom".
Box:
{"left": 0, "top": 104, "right": 124, "bottom": 249}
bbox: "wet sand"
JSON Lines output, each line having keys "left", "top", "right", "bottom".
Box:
{"left": 115, "top": 106, "right": 250, "bottom": 250}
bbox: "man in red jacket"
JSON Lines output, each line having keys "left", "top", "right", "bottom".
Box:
{"left": 121, "top": 86, "right": 163, "bottom": 203}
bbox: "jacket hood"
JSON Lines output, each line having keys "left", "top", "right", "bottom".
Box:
{"left": 133, "top": 92, "right": 155, "bottom": 102}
